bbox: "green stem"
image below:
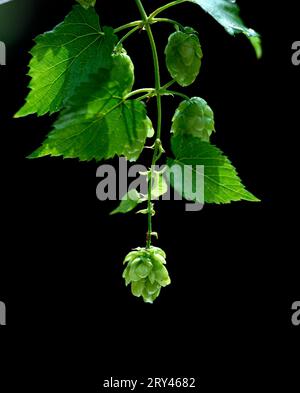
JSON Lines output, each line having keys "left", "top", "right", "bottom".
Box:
{"left": 136, "top": 92, "right": 155, "bottom": 102}
{"left": 135, "top": 0, "right": 162, "bottom": 249}
{"left": 162, "top": 89, "right": 190, "bottom": 100}
{"left": 161, "top": 79, "right": 176, "bottom": 90}
{"left": 114, "top": 21, "right": 142, "bottom": 33}
{"left": 151, "top": 17, "right": 184, "bottom": 30}
{"left": 133, "top": 86, "right": 189, "bottom": 102}
{"left": 114, "top": 17, "right": 183, "bottom": 37}
{"left": 135, "top": 82, "right": 175, "bottom": 102}
{"left": 147, "top": 171, "right": 153, "bottom": 246}
{"left": 149, "top": 0, "right": 188, "bottom": 19}
{"left": 125, "top": 88, "right": 155, "bottom": 100}
{"left": 116, "top": 26, "right": 141, "bottom": 48}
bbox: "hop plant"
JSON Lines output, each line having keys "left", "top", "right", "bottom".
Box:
{"left": 15, "top": 0, "right": 261, "bottom": 303}
{"left": 171, "top": 97, "right": 215, "bottom": 142}
{"left": 165, "top": 27, "right": 203, "bottom": 87}
{"left": 122, "top": 246, "right": 171, "bottom": 303}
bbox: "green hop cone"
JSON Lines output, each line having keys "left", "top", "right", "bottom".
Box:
{"left": 171, "top": 97, "right": 215, "bottom": 142}
{"left": 165, "top": 28, "right": 203, "bottom": 87}
{"left": 76, "top": 0, "right": 96, "bottom": 9}
{"left": 122, "top": 246, "right": 171, "bottom": 303}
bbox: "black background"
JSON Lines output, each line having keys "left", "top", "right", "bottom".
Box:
{"left": 0, "top": 0, "right": 299, "bottom": 391}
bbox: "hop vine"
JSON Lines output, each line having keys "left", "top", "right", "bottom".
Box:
{"left": 15, "top": 0, "right": 261, "bottom": 303}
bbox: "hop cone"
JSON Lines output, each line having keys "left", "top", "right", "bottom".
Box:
{"left": 122, "top": 246, "right": 171, "bottom": 303}
{"left": 171, "top": 97, "right": 215, "bottom": 142}
{"left": 165, "top": 27, "right": 203, "bottom": 87}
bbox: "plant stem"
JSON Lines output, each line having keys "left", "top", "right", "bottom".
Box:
{"left": 114, "top": 17, "right": 183, "bottom": 37}
{"left": 114, "top": 21, "right": 142, "bottom": 33}
{"left": 135, "top": 0, "right": 162, "bottom": 249}
{"left": 151, "top": 17, "right": 184, "bottom": 30}
{"left": 135, "top": 87, "right": 189, "bottom": 102}
{"left": 161, "top": 89, "right": 190, "bottom": 100}
{"left": 161, "top": 79, "right": 176, "bottom": 90}
{"left": 149, "top": 0, "right": 188, "bottom": 19}
{"left": 125, "top": 88, "right": 155, "bottom": 100}
{"left": 136, "top": 92, "right": 155, "bottom": 102}
{"left": 134, "top": 1, "right": 162, "bottom": 137}
{"left": 116, "top": 26, "right": 141, "bottom": 48}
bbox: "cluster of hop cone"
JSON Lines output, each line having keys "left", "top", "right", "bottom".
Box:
{"left": 122, "top": 246, "right": 171, "bottom": 303}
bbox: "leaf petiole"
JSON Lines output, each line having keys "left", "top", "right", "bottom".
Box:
{"left": 160, "top": 89, "right": 190, "bottom": 100}
{"left": 149, "top": 0, "right": 189, "bottom": 19}
{"left": 161, "top": 79, "right": 176, "bottom": 90}
{"left": 124, "top": 88, "right": 156, "bottom": 100}
{"left": 150, "top": 17, "right": 184, "bottom": 30}
{"left": 114, "top": 20, "right": 143, "bottom": 33}
{"left": 114, "top": 17, "right": 183, "bottom": 41}
{"left": 129, "top": 87, "right": 189, "bottom": 102}
{"left": 115, "top": 26, "right": 141, "bottom": 48}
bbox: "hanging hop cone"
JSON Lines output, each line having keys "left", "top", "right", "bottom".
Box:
{"left": 171, "top": 97, "right": 215, "bottom": 142}
{"left": 165, "top": 27, "right": 203, "bottom": 87}
{"left": 122, "top": 246, "right": 171, "bottom": 303}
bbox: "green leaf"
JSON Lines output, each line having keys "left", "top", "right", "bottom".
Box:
{"left": 249, "top": 36, "right": 262, "bottom": 59}
{"left": 111, "top": 189, "right": 143, "bottom": 215}
{"left": 15, "top": 5, "right": 117, "bottom": 117}
{"left": 76, "top": 0, "right": 96, "bottom": 9}
{"left": 188, "top": 0, "right": 261, "bottom": 57}
{"left": 167, "top": 134, "right": 260, "bottom": 204}
{"left": 29, "top": 52, "right": 153, "bottom": 162}
{"left": 165, "top": 28, "right": 203, "bottom": 86}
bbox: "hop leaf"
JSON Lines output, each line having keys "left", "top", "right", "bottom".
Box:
{"left": 28, "top": 52, "right": 152, "bottom": 162}
{"left": 188, "top": 0, "right": 262, "bottom": 58}
{"left": 15, "top": 5, "right": 117, "bottom": 117}
{"left": 122, "top": 247, "right": 171, "bottom": 303}
{"left": 165, "top": 28, "right": 203, "bottom": 87}
{"left": 171, "top": 97, "right": 215, "bottom": 142}
{"left": 167, "top": 134, "right": 260, "bottom": 204}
